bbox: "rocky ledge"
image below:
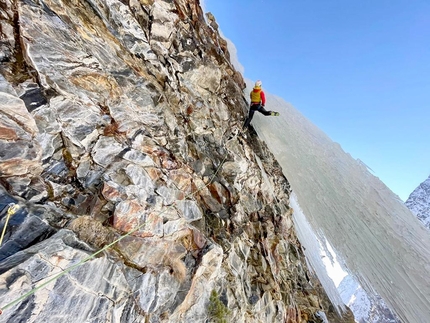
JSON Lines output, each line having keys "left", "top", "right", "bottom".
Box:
{"left": 0, "top": 0, "right": 353, "bottom": 322}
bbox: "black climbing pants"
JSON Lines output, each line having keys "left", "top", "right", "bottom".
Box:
{"left": 243, "top": 104, "right": 272, "bottom": 128}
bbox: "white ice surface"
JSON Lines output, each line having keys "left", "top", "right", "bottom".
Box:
{"left": 247, "top": 82, "right": 430, "bottom": 323}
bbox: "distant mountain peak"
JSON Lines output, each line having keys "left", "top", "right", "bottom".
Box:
{"left": 405, "top": 175, "right": 430, "bottom": 229}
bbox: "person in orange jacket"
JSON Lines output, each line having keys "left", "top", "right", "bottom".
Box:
{"left": 243, "top": 80, "right": 279, "bottom": 129}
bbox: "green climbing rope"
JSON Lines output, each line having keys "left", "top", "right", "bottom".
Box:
{"left": 0, "top": 153, "right": 228, "bottom": 314}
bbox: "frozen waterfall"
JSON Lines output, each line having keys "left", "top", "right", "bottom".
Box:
{"left": 247, "top": 84, "right": 430, "bottom": 323}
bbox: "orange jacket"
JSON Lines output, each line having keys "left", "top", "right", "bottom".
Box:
{"left": 250, "top": 87, "right": 266, "bottom": 105}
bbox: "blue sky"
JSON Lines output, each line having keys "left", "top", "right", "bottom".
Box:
{"left": 203, "top": 0, "right": 430, "bottom": 201}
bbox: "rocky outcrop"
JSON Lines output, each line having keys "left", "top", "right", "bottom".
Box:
{"left": 0, "top": 1, "right": 352, "bottom": 322}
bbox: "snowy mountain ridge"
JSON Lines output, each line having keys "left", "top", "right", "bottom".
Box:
{"left": 405, "top": 175, "right": 430, "bottom": 229}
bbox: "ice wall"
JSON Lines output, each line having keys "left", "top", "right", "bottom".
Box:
{"left": 247, "top": 84, "right": 430, "bottom": 323}
{"left": 289, "top": 194, "right": 346, "bottom": 314}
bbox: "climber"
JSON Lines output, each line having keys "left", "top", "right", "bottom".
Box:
{"left": 243, "top": 80, "right": 279, "bottom": 129}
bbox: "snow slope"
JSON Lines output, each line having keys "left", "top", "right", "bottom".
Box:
{"left": 338, "top": 275, "right": 398, "bottom": 323}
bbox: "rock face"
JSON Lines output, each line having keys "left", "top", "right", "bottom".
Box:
{"left": 405, "top": 175, "right": 430, "bottom": 229}
{"left": 0, "top": 1, "right": 352, "bottom": 322}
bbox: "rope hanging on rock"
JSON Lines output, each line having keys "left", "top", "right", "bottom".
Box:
{"left": 0, "top": 151, "right": 230, "bottom": 315}
{"left": 0, "top": 203, "right": 20, "bottom": 247}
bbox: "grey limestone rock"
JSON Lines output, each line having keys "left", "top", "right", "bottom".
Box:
{"left": 0, "top": 0, "right": 347, "bottom": 322}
